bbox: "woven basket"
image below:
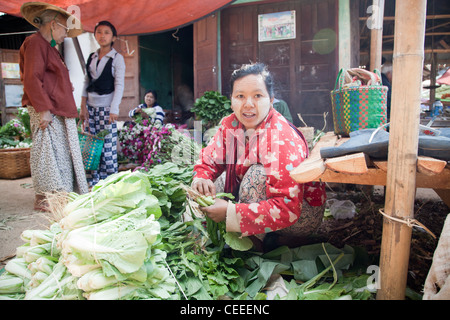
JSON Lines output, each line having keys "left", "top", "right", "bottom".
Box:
{"left": 331, "top": 68, "right": 388, "bottom": 136}
{"left": 78, "top": 132, "right": 104, "bottom": 171}
{"left": 0, "top": 148, "right": 31, "bottom": 179}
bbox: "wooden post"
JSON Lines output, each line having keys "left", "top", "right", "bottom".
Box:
{"left": 429, "top": 52, "right": 437, "bottom": 106}
{"left": 72, "top": 37, "right": 86, "bottom": 75}
{"left": 377, "top": 0, "right": 427, "bottom": 300}
{"left": 369, "top": 0, "right": 384, "bottom": 71}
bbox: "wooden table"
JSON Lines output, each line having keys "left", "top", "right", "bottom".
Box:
{"left": 290, "top": 131, "right": 449, "bottom": 300}
{"left": 290, "top": 131, "right": 450, "bottom": 207}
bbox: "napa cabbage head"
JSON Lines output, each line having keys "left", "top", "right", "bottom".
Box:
{"left": 61, "top": 207, "right": 161, "bottom": 275}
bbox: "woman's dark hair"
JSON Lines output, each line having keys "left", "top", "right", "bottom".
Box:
{"left": 94, "top": 20, "right": 117, "bottom": 45}
{"left": 230, "top": 63, "right": 275, "bottom": 98}
{"left": 144, "top": 90, "right": 158, "bottom": 104}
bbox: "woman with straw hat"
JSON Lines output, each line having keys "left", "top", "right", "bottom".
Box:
{"left": 19, "top": 2, "right": 88, "bottom": 211}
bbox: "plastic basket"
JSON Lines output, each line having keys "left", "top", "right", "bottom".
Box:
{"left": 78, "top": 132, "right": 104, "bottom": 171}
{"left": 331, "top": 68, "right": 388, "bottom": 136}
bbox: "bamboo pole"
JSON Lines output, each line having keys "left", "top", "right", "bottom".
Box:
{"left": 376, "top": 0, "right": 427, "bottom": 300}
{"left": 369, "top": 0, "right": 384, "bottom": 71}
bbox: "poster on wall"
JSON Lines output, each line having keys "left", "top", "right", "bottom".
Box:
{"left": 258, "top": 10, "right": 296, "bottom": 42}
{"left": 1, "top": 63, "right": 20, "bottom": 79}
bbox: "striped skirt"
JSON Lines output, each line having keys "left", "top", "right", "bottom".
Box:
{"left": 28, "top": 106, "right": 88, "bottom": 195}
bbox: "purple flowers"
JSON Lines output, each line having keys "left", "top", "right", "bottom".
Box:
{"left": 118, "top": 121, "right": 173, "bottom": 170}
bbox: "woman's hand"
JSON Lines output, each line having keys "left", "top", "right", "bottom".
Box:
{"left": 39, "top": 110, "right": 53, "bottom": 130}
{"left": 201, "top": 198, "right": 228, "bottom": 223}
{"left": 109, "top": 113, "right": 119, "bottom": 124}
{"left": 79, "top": 98, "right": 88, "bottom": 126}
{"left": 192, "top": 179, "right": 216, "bottom": 197}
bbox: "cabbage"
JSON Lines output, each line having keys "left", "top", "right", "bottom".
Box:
{"left": 60, "top": 170, "right": 159, "bottom": 230}
{"left": 0, "top": 272, "right": 25, "bottom": 294}
{"left": 61, "top": 207, "right": 160, "bottom": 276}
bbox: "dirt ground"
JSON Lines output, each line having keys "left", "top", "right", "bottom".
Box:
{"left": 0, "top": 176, "right": 448, "bottom": 297}
{"left": 0, "top": 176, "right": 50, "bottom": 268}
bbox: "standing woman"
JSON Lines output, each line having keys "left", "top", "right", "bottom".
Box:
{"left": 79, "top": 21, "right": 126, "bottom": 187}
{"left": 19, "top": 2, "right": 88, "bottom": 211}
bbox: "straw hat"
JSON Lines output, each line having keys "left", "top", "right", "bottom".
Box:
{"left": 20, "top": 2, "right": 83, "bottom": 38}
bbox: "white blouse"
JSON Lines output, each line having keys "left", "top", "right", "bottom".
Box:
{"left": 82, "top": 48, "right": 126, "bottom": 115}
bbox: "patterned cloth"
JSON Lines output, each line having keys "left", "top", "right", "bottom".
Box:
{"left": 28, "top": 106, "right": 88, "bottom": 195}
{"left": 85, "top": 105, "right": 118, "bottom": 187}
{"left": 215, "top": 165, "right": 324, "bottom": 238}
{"left": 424, "top": 214, "right": 450, "bottom": 300}
{"left": 194, "top": 108, "right": 326, "bottom": 237}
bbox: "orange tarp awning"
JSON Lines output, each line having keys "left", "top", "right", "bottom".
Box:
{"left": 0, "top": 0, "right": 234, "bottom": 35}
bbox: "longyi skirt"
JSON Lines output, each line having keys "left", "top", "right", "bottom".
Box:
{"left": 28, "top": 106, "right": 88, "bottom": 195}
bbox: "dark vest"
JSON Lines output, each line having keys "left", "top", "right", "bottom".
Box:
{"left": 86, "top": 52, "right": 116, "bottom": 95}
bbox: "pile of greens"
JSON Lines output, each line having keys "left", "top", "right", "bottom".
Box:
{"left": 0, "top": 163, "right": 377, "bottom": 300}
{"left": 0, "top": 107, "right": 32, "bottom": 149}
{"left": 0, "top": 170, "right": 179, "bottom": 300}
{"left": 191, "top": 91, "right": 232, "bottom": 129}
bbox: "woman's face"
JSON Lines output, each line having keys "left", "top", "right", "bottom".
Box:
{"left": 52, "top": 18, "right": 69, "bottom": 45}
{"left": 95, "top": 25, "right": 116, "bottom": 48}
{"left": 231, "top": 74, "right": 273, "bottom": 131}
{"left": 144, "top": 92, "right": 156, "bottom": 107}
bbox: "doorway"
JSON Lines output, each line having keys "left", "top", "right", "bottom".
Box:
{"left": 138, "top": 25, "right": 194, "bottom": 113}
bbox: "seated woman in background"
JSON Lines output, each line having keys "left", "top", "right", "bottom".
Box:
{"left": 129, "top": 89, "right": 165, "bottom": 124}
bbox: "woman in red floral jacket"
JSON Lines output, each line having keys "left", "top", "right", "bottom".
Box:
{"left": 192, "top": 63, "right": 325, "bottom": 245}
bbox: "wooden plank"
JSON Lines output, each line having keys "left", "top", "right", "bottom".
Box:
{"left": 325, "top": 152, "right": 369, "bottom": 174}
{"left": 290, "top": 158, "right": 326, "bottom": 183}
{"left": 373, "top": 160, "right": 388, "bottom": 171}
{"left": 417, "top": 156, "right": 447, "bottom": 175}
{"left": 290, "top": 131, "right": 338, "bottom": 183}
{"left": 317, "top": 168, "right": 387, "bottom": 186}
{"left": 309, "top": 131, "right": 339, "bottom": 159}
{"left": 314, "top": 167, "right": 450, "bottom": 190}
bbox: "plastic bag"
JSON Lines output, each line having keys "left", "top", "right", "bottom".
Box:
{"left": 325, "top": 199, "right": 356, "bottom": 220}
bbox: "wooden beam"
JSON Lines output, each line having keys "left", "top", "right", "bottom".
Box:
{"left": 360, "top": 14, "right": 450, "bottom": 21}
{"left": 315, "top": 167, "right": 450, "bottom": 189}
{"left": 369, "top": 0, "right": 384, "bottom": 71}
{"left": 361, "top": 32, "right": 450, "bottom": 40}
{"left": 72, "top": 37, "right": 86, "bottom": 76}
{"left": 377, "top": 0, "right": 427, "bottom": 300}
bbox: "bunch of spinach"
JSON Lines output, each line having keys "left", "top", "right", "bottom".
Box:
{"left": 158, "top": 218, "right": 247, "bottom": 300}
{"left": 191, "top": 91, "right": 232, "bottom": 129}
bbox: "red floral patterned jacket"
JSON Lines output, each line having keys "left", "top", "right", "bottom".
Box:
{"left": 193, "top": 108, "right": 326, "bottom": 236}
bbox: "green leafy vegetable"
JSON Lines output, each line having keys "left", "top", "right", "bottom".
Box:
{"left": 191, "top": 91, "right": 232, "bottom": 129}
